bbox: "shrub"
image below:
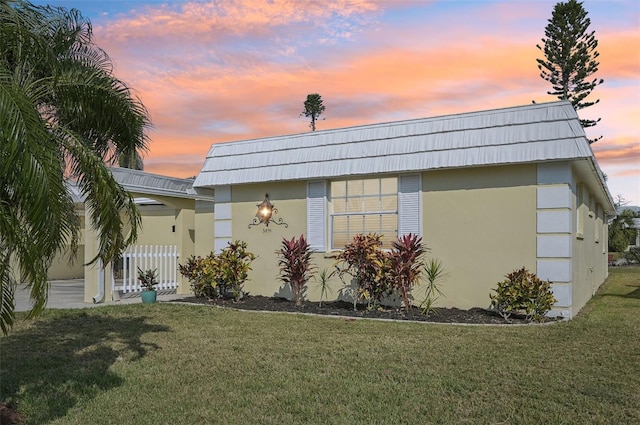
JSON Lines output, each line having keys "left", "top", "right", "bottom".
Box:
{"left": 624, "top": 247, "right": 640, "bottom": 264}
{"left": 336, "top": 233, "right": 429, "bottom": 311}
{"left": 388, "top": 234, "right": 427, "bottom": 311}
{"left": 276, "top": 235, "right": 316, "bottom": 306}
{"left": 215, "top": 241, "right": 256, "bottom": 300}
{"left": 178, "top": 241, "right": 256, "bottom": 301}
{"left": 314, "top": 268, "right": 335, "bottom": 308}
{"left": 419, "top": 258, "right": 447, "bottom": 316}
{"left": 335, "top": 233, "right": 391, "bottom": 310}
{"left": 178, "top": 254, "right": 217, "bottom": 299}
{"left": 490, "top": 267, "right": 557, "bottom": 322}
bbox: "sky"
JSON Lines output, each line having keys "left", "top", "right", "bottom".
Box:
{"left": 33, "top": 0, "right": 640, "bottom": 205}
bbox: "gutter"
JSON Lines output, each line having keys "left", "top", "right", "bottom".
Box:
{"left": 93, "top": 259, "right": 105, "bottom": 304}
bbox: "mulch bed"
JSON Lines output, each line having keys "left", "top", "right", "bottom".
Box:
{"left": 170, "top": 295, "right": 559, "bottom": 325}
{"left": 0, "top": 402, "right": 24, "bottom": 425}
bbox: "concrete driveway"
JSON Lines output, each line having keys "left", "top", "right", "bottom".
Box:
{"left": 14, "top": 280, "right": 185, "bottom": 312}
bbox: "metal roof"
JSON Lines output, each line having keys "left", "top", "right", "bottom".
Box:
{"left": 194, "top": 101, "right": 613, "bottom": 210}
{"left": 110, "top": 167, "right": 196, "bottom": 199}
{"left": 69, "top": 168, "right": 212, "bottom": 204}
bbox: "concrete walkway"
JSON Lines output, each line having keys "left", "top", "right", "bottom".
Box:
{"left": 14, "top": 280, "right": 187, "bottom": 312}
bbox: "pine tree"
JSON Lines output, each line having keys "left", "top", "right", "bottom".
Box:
{"left": 537, "top": 0, "right": 603, "bottom": 141}
{"left": 301, "top": 93, "right": 325, "bottom": 131}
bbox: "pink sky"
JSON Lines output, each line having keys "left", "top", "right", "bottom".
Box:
{"left": 40, "top": 0, "right": 640, "bottom": 205}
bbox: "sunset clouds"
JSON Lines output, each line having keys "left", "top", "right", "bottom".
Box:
{"left": 36, "top": 0, "right": 640, "bottom": 203}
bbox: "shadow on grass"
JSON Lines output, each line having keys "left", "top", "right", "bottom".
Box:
{"left": 0, "top": 310, "right": 168, "bottom": 424}
{"left": 620, "top": 285, "right": 640, "bottom": 299}
{"left": 599, "top": 284, "right": 640, "bottom": 300}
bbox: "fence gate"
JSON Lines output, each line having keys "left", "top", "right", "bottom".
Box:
{"left": 117, "top": 245, "right": 180, "bottom": 293}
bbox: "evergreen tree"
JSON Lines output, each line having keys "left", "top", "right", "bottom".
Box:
{"left": 301, "top": 93, "right": 325, "bottom": 131}
{"left": 119, "top": 150, "right": 145, "bottom": 170}
{"left": 537, "top": 0, "right": 603, "bottom": 141}
{"left": 609, "top": 209, "right": 638, "bottom": 253}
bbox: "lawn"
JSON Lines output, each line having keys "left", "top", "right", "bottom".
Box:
{"left": 1, "top": 267, "right": 639, "bottom": 424}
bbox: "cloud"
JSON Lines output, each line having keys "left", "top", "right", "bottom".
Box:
{"left": 98, "top": 0, "right": 380, "bottom": 50}
{"left": 88, "top": 0, "right": 639, "bottom": 204}
{"left": 593, "top": 137, "right": 640, "bottom": 165}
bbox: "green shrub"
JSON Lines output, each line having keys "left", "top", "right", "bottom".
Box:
{"left": 490, "top": 267, "right": 557, "bottom": 322}
{"left": 215, "top": 241, "right": 256, "bottom": 300}
{"left": 419, "top": 258, "right": 447, "bottom": 316}
{"left": 314, "top": 268, "right": 335, "bottom": 308}
{"left": 624, "top": 247, "right": 640, "bottom": 264}
{"left": 178, "top": 241, "right": 256, "bottom": 301}
{"left": 178, "top": 254, "right": 217, "bottom": 299}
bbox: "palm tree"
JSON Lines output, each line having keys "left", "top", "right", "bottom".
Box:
{"left": 0, "top": 1, "right": 150, "bottom": 333}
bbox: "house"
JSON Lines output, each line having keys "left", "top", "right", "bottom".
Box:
{"left": 632, "top": 218, "right": 640, "bottom": 249}
{"left": 618, "top": 206, "right": 640, "bottom": 250}
{"left": 192, "top": 100, "right": 615, "bottom": 318}
{"left": 48, "top": 168, "right": 214, "bottom": 303}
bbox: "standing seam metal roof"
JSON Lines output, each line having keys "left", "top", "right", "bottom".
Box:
{"left": 195, "top": 101, "right": 594, "bottom": 187}
{"left": 193, "top": 101, "right": 612, "bottom": 209}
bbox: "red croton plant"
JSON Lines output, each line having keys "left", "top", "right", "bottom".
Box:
{"left": 389, "top": 234, "right": 427, "bottom": 312}
{"left": 336, "top": 233, "right": 427, "bottom": 312}
{"left": 277, "top": 235, "right": 316, "bottom": 306}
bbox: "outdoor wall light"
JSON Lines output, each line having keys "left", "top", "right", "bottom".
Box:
{"left": 248, "top": 193, "right": 288, "bottom": 228}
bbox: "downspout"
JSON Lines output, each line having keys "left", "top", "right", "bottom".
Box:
{"left": 93, "top": 259, "right": 105, "bottom": 304}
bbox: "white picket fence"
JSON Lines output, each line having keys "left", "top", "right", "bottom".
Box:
{"left": 118, "top": 245, "right": 180, "bottom": 293}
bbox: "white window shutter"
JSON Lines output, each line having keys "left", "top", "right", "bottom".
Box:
{"left": 398, "top": 174, "right": 421, "bottom": 237}
{"left": 307, "top": 181, "right": 326, "bottom": 251}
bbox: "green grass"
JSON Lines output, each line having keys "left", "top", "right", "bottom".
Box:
{"left": 2, "top": 267, "right": 639, "bottom": 424}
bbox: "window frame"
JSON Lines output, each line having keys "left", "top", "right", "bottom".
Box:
{"left": 329, "top": 176, "right": 399, "bottom": 250}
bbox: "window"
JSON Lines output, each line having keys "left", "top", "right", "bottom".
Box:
{"left": 330, "top": 177, "right": 398, "bottom": 249}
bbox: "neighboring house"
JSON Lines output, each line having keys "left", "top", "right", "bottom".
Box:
{"left": 617, "top": 206, "right": 640, "bottom": 250}
{"left": 631, "top": 218, "right": 640, "bottom": 248}
{"left": 48, "top": 168, "right": 214, "bottom": 303}
{"left": 627, "top": 218, "right": 640, "bottom": 251}
{"left": 193, "top": 101, "right": 615, "bottom": 318}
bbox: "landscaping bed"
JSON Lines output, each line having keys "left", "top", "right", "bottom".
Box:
{"left": 170, "top": 295, "right": 558, "bottom": 325}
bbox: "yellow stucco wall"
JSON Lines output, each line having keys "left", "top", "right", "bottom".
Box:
{"left": 83, "top": 196, "right": 199, "bottom": 301}
{"left": 218, "top": 165, "right": 538, "bottom": 309}
{"left": 195, "top": 200, "right": 215, "bottom": 255}
{"left": 421, "top": 165, "right": 537, "bottom": 309}
{"left": 47, "top": 247, "right": 85, "bottom": 280}
{"left": 232, "top": 182, "right": 317, "bottom": 299}
{"left": 571, "top": 174, "right": 609, "bottom": 314}
{"left": 135, "top": 206, "right": 179, "bottom": 246}
{"left": 46, "top": 209, "right": 85, "bottom": 280}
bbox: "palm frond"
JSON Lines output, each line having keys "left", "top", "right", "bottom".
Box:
{"left": 1, "top": 0, "right": 148, "bottom": 332}
{"left": 61, "top": 129, "right": 140, "bottom": 265}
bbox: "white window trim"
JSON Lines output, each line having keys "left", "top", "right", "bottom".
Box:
{"left": 328, "top": 177, "right": 399, "bottom": 250}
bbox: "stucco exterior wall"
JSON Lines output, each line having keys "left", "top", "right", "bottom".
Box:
{"left": 46, "top": 210, "right": 85, "bottom": 280}
{"left": 195, "top": 200, "right": 215, "bottom": 255}
{"left": 135, "top": 206, "right": 179, "bottom": 246}
{"left": 231, "top": 181, "right": 326, "bottom": 299}
{"left": 422, "top": 164, "right": 537, "bottom": 310}
{"left": 47, "top": 247, "right": 85, "bottom": 280}
{"left": 214, "top": 165, "right": 539, "bottom": 309}
{"left": 571, "top": 170, "right": 609, "bottom": 315}
{"left": 201, "top": 162, "right": 609, "bottom": 316}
